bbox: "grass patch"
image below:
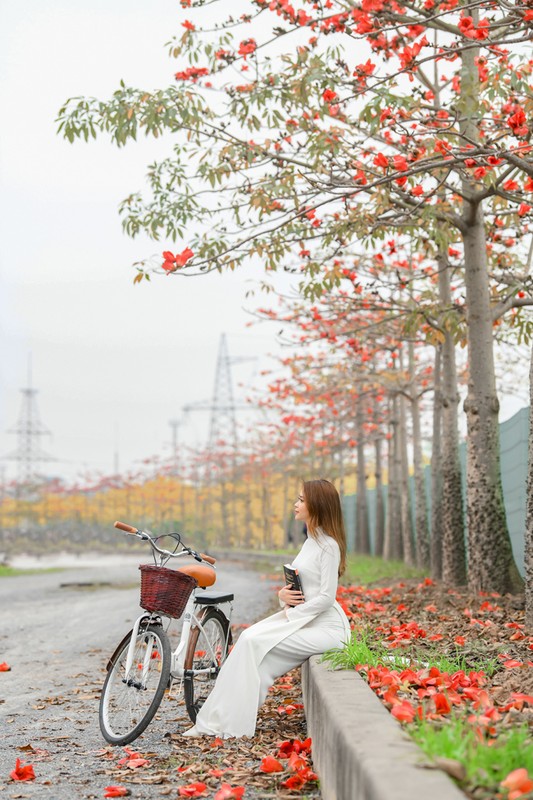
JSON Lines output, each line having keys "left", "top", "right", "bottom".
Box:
{"left": 324, "top": 628, "right": 501, "bottom": 676}
{"left": 324, "top": 627, "right": 409, "bottom": 670}
{"left": 418, "top": 646, "right": 501, "bottom": 677}
{"left": 344, "top": 553, "right": 425, "bottom": 585}
{"left": 411, "top": 716, "right": 533, "bottom": 792}
{"left": 0, "top": 566, "right": 64, "bottom": 578}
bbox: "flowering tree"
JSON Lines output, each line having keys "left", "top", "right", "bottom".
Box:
{"left": 57, "top": 0, "right": 533, "bottom": 592}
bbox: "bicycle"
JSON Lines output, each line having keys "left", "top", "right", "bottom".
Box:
{"left": 99, "top": 521, "right": 233, "bottom": 745}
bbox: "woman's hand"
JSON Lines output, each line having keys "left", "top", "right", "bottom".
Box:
{"left": 278, "top": 584, "right": 305, "bottom": 607}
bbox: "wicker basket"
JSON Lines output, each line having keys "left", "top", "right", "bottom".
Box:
{"left": 139, "top": 565, "right": 197, "bottom": 618}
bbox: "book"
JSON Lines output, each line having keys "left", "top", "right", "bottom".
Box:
{"left": 283, "top": 564, "right": 305, "bottom": 604}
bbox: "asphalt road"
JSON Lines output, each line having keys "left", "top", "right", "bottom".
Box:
{"left": 0, "top": 556, "right": 279, "bottom": 798}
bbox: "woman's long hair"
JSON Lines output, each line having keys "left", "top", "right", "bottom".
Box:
{"left": 303, "top": 479, "right": 346, "bottom": 576}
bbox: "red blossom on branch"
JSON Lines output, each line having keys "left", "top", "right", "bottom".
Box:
{"left": 238, "top": 39, "right": 257, "bottom": 57}
{"left": 162, "top": 248, "right": 194, "bottom": 272}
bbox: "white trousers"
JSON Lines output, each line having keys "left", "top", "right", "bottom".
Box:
{"left": 184, "top": 613, "right": 346, "bottom": 738}
{"left": 257, "top": 625, "right": 344, "bottom": 708}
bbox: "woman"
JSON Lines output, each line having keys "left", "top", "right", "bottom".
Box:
{"left": 183, "top": 478, "right": 350, "bottom": 739}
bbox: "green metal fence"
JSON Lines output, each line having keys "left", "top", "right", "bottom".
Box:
{"left": 342, "top": 406, "right": 529, "bottom": 575}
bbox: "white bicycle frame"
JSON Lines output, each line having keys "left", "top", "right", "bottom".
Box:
{"left": 122, "top": 542, "right": 233, "bottom": 684}
{"left": 124, "top": 592, "right": 233, "bottom": 682}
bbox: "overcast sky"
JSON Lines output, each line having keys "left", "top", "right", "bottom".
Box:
{"left": 0, "top": 0, "right": 286, "bottom": 483}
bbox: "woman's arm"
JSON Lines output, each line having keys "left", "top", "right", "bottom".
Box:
{"left": 285, "top": 541, "right": 339, "bottom": 621}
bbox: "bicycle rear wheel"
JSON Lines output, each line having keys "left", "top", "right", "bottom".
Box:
{"left": 99, "top": 622, "right": 171, "bottom": 745}
{"left": 184, "top": 607, "right": 232, "bottom": 723}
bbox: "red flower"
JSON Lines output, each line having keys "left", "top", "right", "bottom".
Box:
{"left": 10, "top": 759, "right": 36, "bottom": 782}
{"left": 162, "top": 247, "right": 194, "bottom": 272}
{"left": 178, "top": 782, "right": 208, "bottom": 798}
{"left": 393, "top": 155, "right": 408, "bottom": 171}
{"left": 503, "top": 659, "right": 524, "bottom": 669}
{"left": 182, "top": 20, "right": 195, "bottom": 30}
{"left": 104, "top": 788, "right": 129, "bottom": 798}
{"left": 508, "top": 108, "right": 528, "bottom": 137}
{"left": 175, "top": 67, "right": 209, "bottom": 82}
{"left": 391, "top": 700, "right": 415, "bottom": 723}
{"left": 117, "top": 746, "right": 149, "bottom": 769}
{"left": 175, "top": 247, "right": 194, "bottom": 267}
{"left": 322, "top": 89, "right": 338, "bottom": 103}
{"left": 0, "top": 662, "right": 11, "bottom": 671}
{"left": 458, "top": 16, "right": 475, "bottom": 37}
{"left": 238, "top": 39, "right": 257, "bottom": 57}
{"left": 277, "top": 738, "right": 312, "bottom": 757}
{"left": 281, "top": 766, "right": 318, "bottom": 789}
{"left": 213, "top": 785, "right": 245, "bottom": 800}
{"left": 501, "top": 768, "right": 533, "bottom": 799}
{"left": 433, "top": 693, "right": 452, "bottom": 715}
{"left": 373, "top": 153, "right": 389, "bottom": 169}
{"left": 259, "top": 756, "right": 284, "bottom": 773}
{"left": 298, "top": 10, "right": 313, "bottom": 25}
{"left": 287, "top": 752, "right": 309, "bottom": 771}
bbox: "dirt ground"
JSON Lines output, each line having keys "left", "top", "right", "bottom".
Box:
{"left": 0, "top": 556, "right": 302, "bottom": 799}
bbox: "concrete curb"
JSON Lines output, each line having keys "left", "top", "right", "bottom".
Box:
{"left": 301, "top": 656, "right": 466, "bottom": 800}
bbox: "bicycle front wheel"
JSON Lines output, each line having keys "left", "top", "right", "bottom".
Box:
{"left": 99, "top": 622, "right": 171, "bottom": 745}
{"left": 184, "top": 607, "right": 232, "bottom": 723}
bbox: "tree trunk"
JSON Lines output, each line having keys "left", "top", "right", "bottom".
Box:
{"left": 525, "top": 345, "right": 533, "bottom": 627}
{"left": 462, "top": 202, "right": 522, "bottom": 592}
{"left": 438, "top": 253, "right": 467, "bottom": 585}
{"left": 383, "top": 422, "right": 393, "bottom": 560}
{"left": 356, "top": 392, "right": 370, "bottom": 553}
{"left": 409, "top": 339, "right": 430, "bottom": 568}
{"left": 460, "top": 34, "right": 523, "bottom": 594}
{"left": 261, "top": 479, "right": 273, "bottom": 548}
{"left": 398, "top": 380, "right": 415, "bottom": 566}
{"left": 430, "top": 346, "right": 443, "bottom": 579}
{"left": 385, "top": 394, "right": 403, "bottom": 560}
{"left": 338, "top": 417, "right": 345, "bottom": 499}
{"left": 374, "top": 435, "right": 385, "bottom": 557}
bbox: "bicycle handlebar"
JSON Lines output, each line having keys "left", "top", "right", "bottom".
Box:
{"left": 113, "top": 521, "right": 216, "bottom": 565}
{"left": 114, "top": 521, "right": 138, "bottom": 534}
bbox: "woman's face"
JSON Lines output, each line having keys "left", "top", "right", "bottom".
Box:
{"left": 294, "top": 491, "right": 310, "bottom": 523}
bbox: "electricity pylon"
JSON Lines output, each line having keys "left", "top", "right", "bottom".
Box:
{"left": 183, "top": 333, "right": 255, "bottom": 451}
{"left": 4, "top": 360, "right": 55, "bottom": 487}
{"left": 182, "top": 333, "right": 256, "bottom": 543}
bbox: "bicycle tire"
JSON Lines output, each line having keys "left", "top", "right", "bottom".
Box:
{"left": 184, "top": 607, "right": 232, "bottom": 723}
{"left": 99, "top": 622, "right": 171, "bottom": 745}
